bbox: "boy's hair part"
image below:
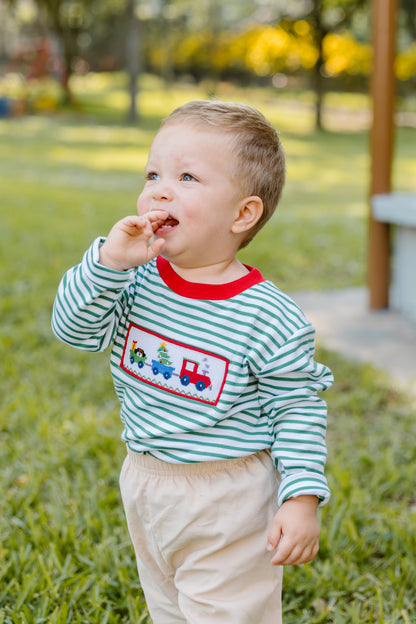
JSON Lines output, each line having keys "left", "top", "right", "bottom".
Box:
{"left": 161, "top": 100, "right": 286, "bottom": 248}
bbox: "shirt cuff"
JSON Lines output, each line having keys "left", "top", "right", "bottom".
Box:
{"left": 82, "top": 237, "right": 135, "bottom": 290}
{"left": 278, "top": 471, "right": 331, "bottom": 507}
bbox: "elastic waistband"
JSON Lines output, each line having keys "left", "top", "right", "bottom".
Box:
{"left": 125, "top": 446, "right": 271, "bottom": 477}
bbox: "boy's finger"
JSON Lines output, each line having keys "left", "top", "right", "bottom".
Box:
{"left": 266, "top": 519, "right": 282, "bottom": 551}
{"left": 147, "top": 237, "right": 165, "bottom": 261}
{"left": 270, "top": 537, "right": 296, "bottom": 565}
{"left": 118, "top": 216, "right": 150, "bottom": 233}
{"left": 147, "top": 209, "right": 169, "bottom": 220}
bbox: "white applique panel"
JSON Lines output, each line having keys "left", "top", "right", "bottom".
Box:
{"left": 121, "top": 323, "right": 229, "bottom": 406}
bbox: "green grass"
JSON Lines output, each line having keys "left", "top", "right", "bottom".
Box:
{"left": 1, "top": 74, "right": 416, "bottom": 622}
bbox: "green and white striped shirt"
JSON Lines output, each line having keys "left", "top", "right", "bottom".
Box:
{"left": 52, "top": 238, "right": 333, "bottom": 506}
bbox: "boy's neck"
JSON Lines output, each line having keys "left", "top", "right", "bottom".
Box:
{"left": 168, "top": 257, "right": 249, "bottom": 284}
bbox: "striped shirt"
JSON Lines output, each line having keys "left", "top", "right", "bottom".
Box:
{"left": 52, "top": 237, "right": 333, "bottom": 506}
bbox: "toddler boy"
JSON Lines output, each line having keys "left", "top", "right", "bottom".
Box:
{"left": 52, "top": 100, "right": 333, "bottom": 623}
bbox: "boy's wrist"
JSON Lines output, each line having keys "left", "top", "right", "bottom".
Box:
{"left": 99, "top": 243, "right": 129, "bottom": 271}
{"left": 284, "top": 495, "right": 319, "bottom": 509}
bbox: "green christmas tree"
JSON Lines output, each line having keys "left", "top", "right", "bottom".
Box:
{"left": 157, "top": 342, "right": 172, "bottom": 365}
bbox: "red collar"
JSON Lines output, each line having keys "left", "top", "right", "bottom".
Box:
{"left": 156, "top": 256, "right": 265, "bottom": 300}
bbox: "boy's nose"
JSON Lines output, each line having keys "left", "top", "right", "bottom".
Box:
{"left": 152, "top": 181, "right": 173, "bottom": 202}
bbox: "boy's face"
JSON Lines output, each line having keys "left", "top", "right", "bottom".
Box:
{"left": 137, "top": 121, "right": 246, "bottom": 270}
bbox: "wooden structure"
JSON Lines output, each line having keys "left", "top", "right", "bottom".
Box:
{"left": 368, "top": 0, "right": 397, "bottom": 309}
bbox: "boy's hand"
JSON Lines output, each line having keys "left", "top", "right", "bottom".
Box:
{"left": 99, "top": 211, "right": 169, "bottom": 271}
{"left": 267, "top": 495, "right": 320, "bottom": 566}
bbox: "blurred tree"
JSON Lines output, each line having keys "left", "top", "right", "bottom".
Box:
{"left": 6, "top": 0, "right": 143, "bottom": 118}
{"left": 278, "top": 0, "right": 368, "bottom": 130}
{"left": 146, "top": 0, "right": 373, "bottom": 125}
{"left": 400, "top": 0, "right": 416, "bottom": 41}
{"left": 5, "top": 0, "right": 118, "bottom": 102}
{"left": 29, "top": 0, "right": 96, "bottom": 103}
{"left": 143, "top": 0, "right": 281, "bottom": 84}
{"left": 158, "top": 0, "right": 175, "bottom": 84}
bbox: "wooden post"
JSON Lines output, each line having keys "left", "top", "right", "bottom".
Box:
{"left": 368, "top": 0, "right": 397, "bottom": 309}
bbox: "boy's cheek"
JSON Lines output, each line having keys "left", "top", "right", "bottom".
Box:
{"left": 136, "top": 194, "right": 150, "bottom": 216}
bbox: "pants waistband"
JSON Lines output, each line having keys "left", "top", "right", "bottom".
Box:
{"left": 125, "top": 446, "right": 271, "bottom": 477}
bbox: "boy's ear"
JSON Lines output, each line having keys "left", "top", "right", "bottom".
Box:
{"left": 231, "top": 196, "right": 263, "bottom": 235}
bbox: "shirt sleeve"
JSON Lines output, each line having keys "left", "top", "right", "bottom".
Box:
{"left": 248, "top": 319, "right": 333, "bottom": 507}
{"left": 51, "top": 237, "right": 135, "bottom": 352}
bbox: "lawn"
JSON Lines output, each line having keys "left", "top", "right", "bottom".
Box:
{"left": 1, "top": 75, "right": 416, "bottom": 623}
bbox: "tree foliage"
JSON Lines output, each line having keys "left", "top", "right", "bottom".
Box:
{"left": 146, "top": 20, "right": 372, "bottom": 84}
{"left": 3, "top": 0, "right": 416, "bottom": 123}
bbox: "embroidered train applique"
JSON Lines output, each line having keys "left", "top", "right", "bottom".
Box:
{"left": 121, "top": 323, "right": 229, "bottom": 406}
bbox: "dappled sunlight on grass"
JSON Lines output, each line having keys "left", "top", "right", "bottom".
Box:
{"left": 252, "top": 98, "right": 316, "bottom": 134}
{"left": 71, "top": 71, "right": 128, "bottom": 93}
{"left": 50, "top": 145, "right": 148, "bottom": 172}
{"left": 281, "top": 137, "right": 317, "bottom": 155}
{"left": 239, "top": 210, "right": 366, "bottom": 290}
{"left": 57, "top": 124, "right": 152, "bottom": 145}
{"left": 103, "top": 91, "right": 131, "bottom": 110}
{"left": 71, "top": 72, "right": 205, "bottom": 124}
{"left": 140, "top": 88, "right": 205, "bottom": 118}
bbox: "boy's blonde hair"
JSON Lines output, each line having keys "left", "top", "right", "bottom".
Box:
{"left": 161, "top": 100, "right": 286, "bottom": 248}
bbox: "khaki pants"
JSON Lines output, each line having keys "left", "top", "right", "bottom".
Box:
{"left": 120, "top": 448, "right": 283, "bottom": 624}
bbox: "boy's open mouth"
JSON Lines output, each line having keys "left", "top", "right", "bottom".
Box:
{"left": 155, "top": 215, "right": 179, "bottom": 235}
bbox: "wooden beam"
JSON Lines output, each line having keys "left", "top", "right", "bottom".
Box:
{"left": 368, "top": 0, "right": 397, "bottom": 309}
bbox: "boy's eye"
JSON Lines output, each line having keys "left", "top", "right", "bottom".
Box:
{"left": 146, "top": 172, "right": 159, "bottom": 181}
{"left": 181, "top": 173, "right": 196, "bottom": 182}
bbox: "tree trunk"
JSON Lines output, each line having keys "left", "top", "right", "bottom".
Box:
{"left": 160, "top": 0, "right": 175, "bottom": 86}
{"left": 51, "top": 20, "right": 76, "bottom": 105}
{"left": 311, "top": 0, "right": 325, "bottom": 131}
{"left": 205, "top": 0, "right": 221, "bottom": 98}
{"left": 126, "top": 0, "right": 140, "bottom": 122}
{"left": 60, "top": 30, "right": 75, "bottom": 105}
{"left": 313, "top": 51, "right": 324, "bottom": 131}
